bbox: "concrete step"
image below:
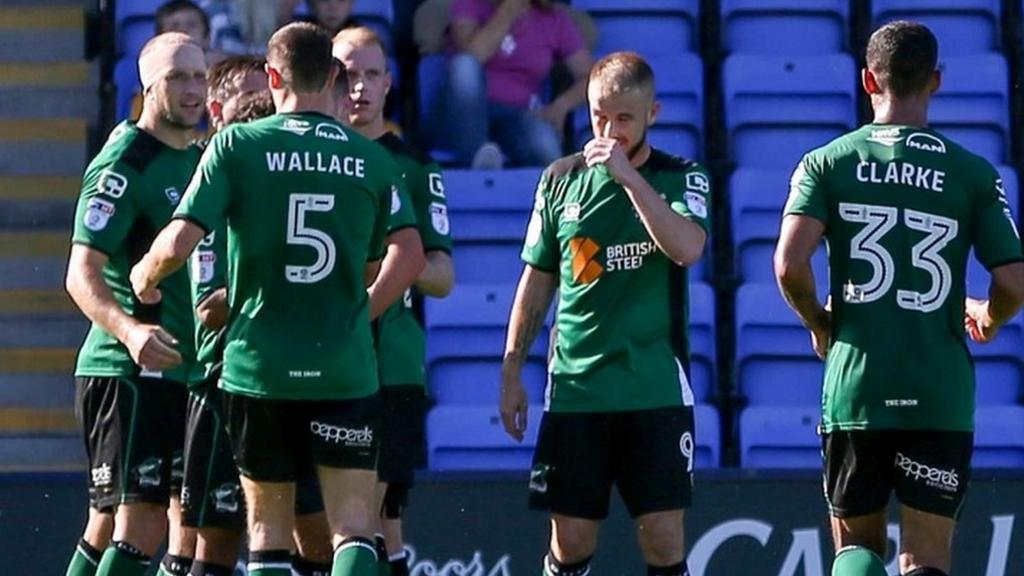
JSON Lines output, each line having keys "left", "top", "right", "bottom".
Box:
{"left": 0, "top": 230, "right": 68, "bottom": 289}
{"left": 0, "top": 5, "right": 84, "bottom": 30}
{"left": 0, "top": 87, "right": 100, "bottom": 119}
{"left": 0, "top": 347, "right": 77, "bottom": 374}
{"left": 0, "top": 407, "right": 76, "bottom": 434}
{"left": 0, "top": 317, "right": 87, "bottom": 348}
{"left": 0, "top": 29, "right": 85, "bottom": 62}
{"left": 0, "top": 289, "right": 76, "bottom": 315}
{"left": 0, "top": 176, "right": 79, "bottom": 201}
{"left": 0, "top": 119, "right": 87, "bottom": 177}
{"left": 0, "top": 230, "right": 68, "bottom": 257}
{"left": 0, "top": 373, "right": 75, "bottom": 409}
{"left": 0, "top": 62, "right": 89, "bottom": 87}
{"left": 0, "top": 176, "right": 79, "bottom": 228}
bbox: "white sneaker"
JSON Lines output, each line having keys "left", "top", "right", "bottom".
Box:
{"left": 471, "top": 142, "right": 504, "bottom": 170}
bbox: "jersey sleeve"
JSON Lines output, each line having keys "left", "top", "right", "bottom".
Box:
{"left": 386, "top": 175, "right": 418, "bottom": 234}
{"left": 369, "top": 175, "right": 397, "bottom": 262}
{"left": 413, "top": 161, "right": 452, "bottom": 253}
{"left": 521, "top": 173, "right": 560, "bottom": 272}
{"left": 783, "top": 152, "right": 829, "bottom": 224}
{"left": 71, "top": 161, "right": 142, "bottom": 256}
{"left": 973, "top": 169, "right": 1024, "bottom": 270}
{"left": 175, "top": 131, "right": 232, "bottom": 234}
{"left": 669, "top": 164, "right": 712, "bottom": 234}
{"left": 190, "top": 227, "right": 227, "bottom": 306}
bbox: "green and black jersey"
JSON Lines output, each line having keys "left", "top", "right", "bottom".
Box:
{"left": 176, "top": 112, "right": 405, "bottom": 400}
{"left": 522, "top": 149, "right": 712, "bottom": 413}
{"left": 374, "top": 133, "right": 452, "bottom": 389}
{"left": 187, "top": 226, "right": 227, "bottom": 388}
{"left": 71, "top": 121, "right": 200, "bottom": 383}
{"left": 786, "top": 124, "right": 1024, "bottom": 432}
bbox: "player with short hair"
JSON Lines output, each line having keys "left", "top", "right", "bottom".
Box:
{"left": 129, "top": 22, "right": 409, "bottom": 576}
{"left": 64, "top": 32, "right": 206, "bottom": 576}
{"left": 775, "top": 21, "right": 1024, "bottom": 576}
{"left": 333, "top": 26, "right": 453, "bottom": 576}
{"left": 501, "top": 51, "right": 710, "bottom": 576}
{"left": 176, "top": 55, "right": 266, "bottom": 576}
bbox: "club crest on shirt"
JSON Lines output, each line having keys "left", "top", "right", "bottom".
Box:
{"left": 164, "top": 187, "right": 181, "bottom": 205}
{"left": 562, "top": 203, "right": 581, "bottom": 222}
{"left": 84, "top": 197, "right": 116, "bottom": 231}
{"left": 391, "top": 186, "right": 402, "bottom": 215}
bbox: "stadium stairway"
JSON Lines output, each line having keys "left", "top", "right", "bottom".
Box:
{"left": 0, "top": 0, "right": 94, "bottom": 471}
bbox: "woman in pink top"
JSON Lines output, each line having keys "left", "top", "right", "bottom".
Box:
{"left": 438, "top": 0, "right": 593, "bottom": 167}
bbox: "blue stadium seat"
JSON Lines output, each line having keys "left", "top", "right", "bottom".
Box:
{"left": 873, "top": 0, "right": 1000, "bottom": 56}
{"left": 736, "top": 283, "right": 822, "bottom": 405}
{"left": 730, "top": 168, "right": 828, "bottom": 287}
{"left": 445, "top": 169, "right": 540, "bottom": 284}
{"left": 930, "top": 54, "right": 1009, "bottom": 164}
{"left": 425, "top": 284, "right": 552, "bottom": 405}
{"left": 115, "top": 0, "right": 163, "bottom": 24}
{"left": 120, "top": 18, "right": 154, "bottom": 60}
{"left": 721, "top": 0, "right": 848, "bottom": 54}
{"left": 694, "top": 404, "right": 721, "bottom": 469}
{"left": 969, "top": 312, "right": 1023, "bottom": 405}
{"left": 113, "top": 57, "right": 140, "bottom": 122}
{"left": 973, "top": 406, "right": 1024, "bottom": 468}
{"left": 689, "top": 282, "right": 716, "bottom": 403}
{"left": 574, "top": 0, "right": 699, "bottom": 56}
{"left": 739, "top": 406, "right": 821, "bottom": 468}
{"left": 427, "top": 405, "right": 541, "bottom": 471}
{"left": 724, "top": 54, "right": 857, "bottom": 169}
{"left": 573, "top": 52, "right": 704, "bottom": 161}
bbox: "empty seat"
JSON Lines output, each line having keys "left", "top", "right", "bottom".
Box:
{"left": 736, "top": 283, "right": 822, "bottom": 405}
{"left": 930, "top": 54, "right": 1009, "bottom": 164}
{"left": 694, "top": 403, "right": 721, "bottom": 469}
{"left": 722, "top": 0, "right": 848, "bottom": 54}
{"left": 445, "top": 169, "right": 540, "bottom": 284}
{"left": 730, "top": 168, "right": 828, "bottom": 287}
{"left": 724, "top": 54, "right": 857, "bottom": 169}
{"left": 427, "top": 405, "right": 541, "bottom": 471}
{"left": 120, "top": 18, "right": 154, "bottom": 60}
{"left": 873, "top": 0, "right": 1000, "bottom": 56}
{"left": 740, "top": 405, "right": 821, "bottom": 468}
{"left": 688, "top": 283, "right": 716, "bottom": 403}
{"left": 115, "top": 0, "right": 163, "bottom": 24}
{"left": 973, "top": 405, "right": 1024, "bottom": 468}
{"left": 425, "top": 284, "right": 552, "bottom": 405}
{"left": 575, "top": 0, "right": 699, "bottom": 56}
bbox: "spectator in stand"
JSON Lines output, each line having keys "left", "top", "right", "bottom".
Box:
{"left": 436, "top": 0, "right": 592, "bottom": 168}
{"left": 296, "top": 0, "right": 359, "bottom": 35}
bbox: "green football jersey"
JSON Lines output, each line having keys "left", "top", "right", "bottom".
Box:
{"left": 374, "top": 133, "right": 452, "bottom": 388}
{"left": 175, "top": 112, "right": 403, "bottom": 400}
{"left": 785, "top": 124, "right": 1024, "bottom": 432}
{"left": 187, "top": 227, "right": 227, "bottom": 388}
{"left": 71, "top": 121, "right": 199, "bottom": 383}
{"left": 521, "top": 150, "right": 712, "bottom": 413}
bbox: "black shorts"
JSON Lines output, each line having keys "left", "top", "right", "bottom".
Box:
{"left": 222, "top": 391, "right": 381, "bottom": 483}
{"left": 377, "top": 385, "right": 428, "bottom": 519}
{"left": 181, "top": 386, "right": 245, "bottom": 530}
{"left": 823, "top": 430, "right": 973, "bottom": 519}
{"left": 75, "top": 376, "right": 188, "bottom": 511}
{"left": 528, "top": 406, "right": 695, "bottom": 520}
{"left": 294, "top": 460, "right": 325, "bottom": 516}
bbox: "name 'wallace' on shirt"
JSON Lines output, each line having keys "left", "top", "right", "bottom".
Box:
{"left": 266, "top": 151, "right": 366, "bottom": 178}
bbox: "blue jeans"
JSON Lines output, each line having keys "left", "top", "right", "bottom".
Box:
{"left": 435, "top": 53, "right": 563, "bottom": 167}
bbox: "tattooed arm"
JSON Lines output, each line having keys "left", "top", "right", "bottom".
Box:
{"left": 500, "top": 265, "right": 558, "bottom": 441}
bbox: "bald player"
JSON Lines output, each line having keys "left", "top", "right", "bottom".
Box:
{"left": 64, "top": 32, "right": 207, "bottom": 576}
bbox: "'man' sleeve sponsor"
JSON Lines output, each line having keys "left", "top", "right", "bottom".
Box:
{"left": 72, "top": 161, "right": 141, "bottom": 255}
{"left": 973, "top": 167, "right": 1024, "bottom": 270}
{"left": 783, "top": 153, "right": 828, "bottom": 224}
{"left": 175, "top": 131, "right": 232, "bottom": 235}
{"left": 190, "top": 227, "right": 227, "bottom": 305}
{"left": 670, "top": 164, "right": 712, "bottom": 234}
{"left": 521, "top": 173, "right": 559, "bottom": 272}
{"left": 414, "top": 162, "right": 452, "bottom": 254}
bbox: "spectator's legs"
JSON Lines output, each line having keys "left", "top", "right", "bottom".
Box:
{"left": 489, "top": 102, "right": 563, "bottom": 167}
{"left": 438, "top": 54, "right": 490, "bottom": 164}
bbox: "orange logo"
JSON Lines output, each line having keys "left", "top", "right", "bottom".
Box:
{"left": 570, "top": 237, "right": 603, "bottom": 284}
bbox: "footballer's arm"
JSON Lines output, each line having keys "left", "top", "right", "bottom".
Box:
{"left": 966, "top": 262, "right": 1024, "bottom": 343}
{"left": 367, "top": 227, "right": 427, "bottom": 319}
{"left": 416, "top": 250, "right": 455, "bottom": 298}
{"left": 620, "top": 171, "right": 707, "bottom": 266}
{"left": 774, "top": 214, "right": 831, "bottom": 359}
{"left": 130, "top": 219, "right": 207, "bottom": 304}
{"left": 66, "top": 245, "right": 182, "bottom": 370}
{"left": 500, "top": 265, "right": 557, "bottom": 441}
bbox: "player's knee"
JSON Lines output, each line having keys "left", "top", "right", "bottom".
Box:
{"left": 903, "top": 568, "right": 948, "bottom": 576}
{"left": 638, "top": 530, "right": 684, "bottom": 566}
{"left": 550, "top": 526, "right": 598, "bottom": 562}
{"left": 115, "top": 503, "right": 169, "bottom": 554}
{"left": 831, "top": 546, "right": 887, "bottom": 576}
{"left": 195, "top": 527, "right": 243, "bottom": 565}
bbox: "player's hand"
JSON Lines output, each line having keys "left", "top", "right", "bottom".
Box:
{"left": 125, "top": 324, "right": 182, "bottom": 372}
{"left": 499, "top": 376, "right": 529, "bottom": 442}
{"left": 129, "top": 261, "right": 162, "bottom": 305}
{"left": 965, "top": 297, "right": 999, "bottom": 343}
{"left": 583, "top": 122, "right": 636, "bottom": 185}
{"left": 809, "top": 307, "right": 832, "bottom": 360}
